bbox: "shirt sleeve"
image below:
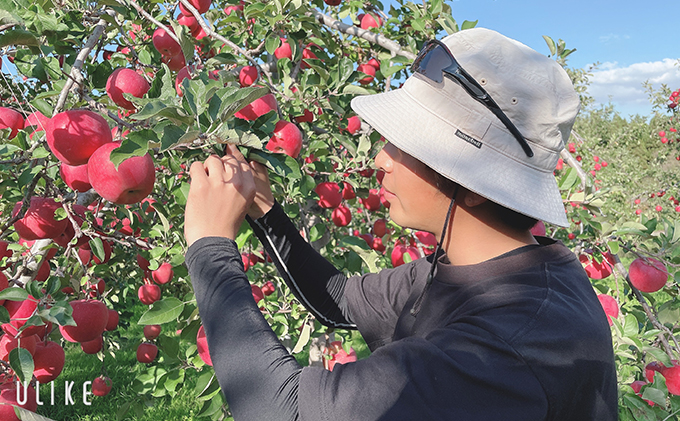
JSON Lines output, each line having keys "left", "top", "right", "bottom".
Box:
{"left": 186, "top": 236, "right": 302, "bottom": 421}
{"left": 247, "top": 201, "right": 355, "bottom": 329}
{"left": 248, "top": 201, "right": 430, "bottom": 350}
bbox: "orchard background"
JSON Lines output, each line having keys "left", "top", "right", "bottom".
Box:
{"left": 0, "top": 0, "right": 678, "bottom": 419}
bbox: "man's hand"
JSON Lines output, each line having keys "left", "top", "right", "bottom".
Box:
{"left": 184, "top": 144, "right": 256, "bottom": 247}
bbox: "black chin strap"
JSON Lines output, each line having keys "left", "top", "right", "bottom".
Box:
{"left": 410, "top": 186, "right": 459, "bottom": 317}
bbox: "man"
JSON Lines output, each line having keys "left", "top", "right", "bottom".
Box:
{"left": 184, "top": 28, "right": 618, "bottom": 420}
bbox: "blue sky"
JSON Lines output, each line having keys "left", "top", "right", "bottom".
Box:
{"left": 446, "top": 0, "right": 680, "bottom": 118}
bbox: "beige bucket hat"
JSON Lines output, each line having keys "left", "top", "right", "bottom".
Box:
{"left": 351, "top": 27, "right": 580, "bottom": 227}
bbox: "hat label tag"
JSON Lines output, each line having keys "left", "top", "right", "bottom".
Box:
{"left": 455, "top": 129, "right": 482, "bottom": 149}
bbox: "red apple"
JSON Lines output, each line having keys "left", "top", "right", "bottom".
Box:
{"left": 300, "top": 48, "right": 318, "bottom": 70}
{"left": 324, "top": 0, "right": 341, "bottom": 5}
{"left": 360, "top": 189, "right": 381, "bottom": 211}
{"left": 646, "top": 361, "right": 665, "bottom": 383}
{"left": 177, "top": 12, "right": 201, "bottom": 35}
{"left": 136, "top": 342, "right": 158, "bottom": 363}
{"left": 175, "top": 65, "right": 194, "bottom": 96}
{"left": 105, "top": 309, "right": 119, "bottom": 331}
{"left": 3, "top": 296, "right": 40, "bottom": 338}
{"left": 224, "top": 2, "right": 244, "bottom": 15}
{"left": 323, "top": 340, "right": 357, "bottom": 371}
{"left": 143, "top": 324, "right": 162, "bottom": 340}
{"left": 315, "top": 182, "right": 342, "bottom": 209}
{"left": 59, "top": 299, "right": 109, "bottom": 343}
{"left": 343, "top": 115, "right": 361, "bottom": 135}
{"left": 106, "top": 68, "right": 150, "bottom": 110}
{"left": 179, "top": 0, "right": 212, "bottom": 15}
{"left": 152, "top": 262, "right": 174, "bottom": 285}
{"left": 162, "top": 52, "right": 186, "bottom": 71}
{"left": 138, "top": 284, "right": 161, "bottom": 305}
{"left": 331, "top": 205, "right": 352, "bottom": 227}
{"left": 358, "top": 13, "right": 382, "bottom": 29}
{"left": 32, "top": 340, "right": 65, "bottom": 383}
{"left": 372, "top": 218, "right": 388, "bottom": 237}
{"left": 391, "top": 244, "right": 419, "bottom": 267}
{"left": 234, "top": 93, "right": 278, "bottom": 121}
{"left": 77, "top": 240, "right": 113, "bottom": 266}
{"left": 266, "top": 120, "right": 303, "bottom": 159}
{"left": 341, "top": 182, "right": 355, "bottom": 200}
{"left": 46, "top": 109, "right": 112, "bottom": 166}
{"left": 251, "top": 284, "right": 264, "bottom": 304}
{"left": 239, "top": 65, "right": 258, "bottom": 87}
{"left": 0, "top": 273, "right": 7, "bottom": 305}
{"left": 87, "top": 142, "right": 156, "bottom": 205}
{"left": 530, "top": 220, "right": 546, "bottom": 237}
{"left": 663, "top": 365, "right": 680, "bottom": 395}
{"left": 24, "top": 111, "right": 49, "bottom": 136}
{"left": 274, "top": 38, "right": 292, "bottom": 60}
{"left": 0, "top": 382, "right": 37, "bottom": 421}
{"left": 579, "top": 252, "right": 614, "bottom": 280}
{"left": 196, "top": 325, "right": 212, "bottom": 366}
{"left": 596, "top": 294, "right": 618, "bottom": 326}
{"left": 92, "top": 376, "right": 112, "bottom": 396}
{"left": 0, "top": 333, "right": 38, "bottom": 361}
{"left": 81, "top": 335, "right": 103, "bottom": 354}
{"left": 262, "top": 281, "right": 275, "bottom": 296}
{"left": 12, "top": 197, "right": 68, "bottom": 240}
{"left": 0, "top": 107, "right": 24, "bottom": 139}
{"left": 152, "top": 27, "right": 181, "bottom": 57}
{"left": 629, "top": 257, "right": 668, "bottom": 293}
{"left": 366, "top": 58, "right": 380, "bottom": 70}
{"left": 357, "top": 63, "right": 376, "bottom": 85}
{"left": 59, "top": 162, "right": 91, "bottom": 192}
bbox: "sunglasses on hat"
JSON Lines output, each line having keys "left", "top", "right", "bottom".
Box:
{"left": 411, "top": 39, "right": 534, "bottom": 158}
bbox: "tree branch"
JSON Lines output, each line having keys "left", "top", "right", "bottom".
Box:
{"left": 54, "top": 15, "right": 110, "bottom": 114}
{"left": 310, "top": 9, "right": 416, "bottom": 61}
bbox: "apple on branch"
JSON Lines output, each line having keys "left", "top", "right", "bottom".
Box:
{"left": 265, "top": 120, "right": 303, "bottom": 159}
{"left": 87, "top": 142, "right": 156, "bottom": 205}
{"left": 0, "top": 107, "right": 24, "bottom": 139}
{"left": 46, "top": 109, "right": 113, "bottom": 166}
{"left": 106, "top": 68, "right": 150, "bottom": 111}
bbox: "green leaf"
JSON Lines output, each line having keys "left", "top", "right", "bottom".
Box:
{"left": 543, "top": 35, "right": 557, "bottom": 56}
{"left": 13, "top": 406, "right": 57, "bottom": 421}
{"left": 0, "top": 288, "right": 29, "bottom": 302}
{"left": 131, "top": 101, "right": 194, "bottom": 125}
{"left": 109, "top": 131, "right": 155, "bottom": 169}
{"left": 217, "top": 85, "right": 270, "bottom": 122}
{"left": 0, "top": 28, "right": 39, "bottom": 48}
{"left": 558, "top": 168, "right": 578, "bottom": 190}
{"left": 0, "top": 306, "right": 9, "bottom": 324}
{"left": 9, "top": 348, "right": 34, "bottom": 383}
{"left": 160, "top": 125, "right": 186, "bottom": 152}
{"left": 436, "top": 16, "right": 458, "bottom": 35}
{"left": 89, "top": 237, "right": 105, "bottom": 263}
{"left": 460, "top": 20, "right": 478, "bottom": 30}
{"left": 138, "top": 297, "right": 185, "bottom": 325}
{"left": 291, "top": 322, "right": 311, "bottom": 354}
{"left": 641, "top": 386, "right": 667, "bottom": 407}
{"left": 342, "top": 85, "right": 371, "bottom": 96}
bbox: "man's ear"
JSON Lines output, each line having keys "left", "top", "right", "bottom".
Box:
{"left": 462, "top": 190, "right": 488, "bottom": 208}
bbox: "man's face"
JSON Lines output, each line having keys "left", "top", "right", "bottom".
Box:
{"left": 374, "top": 142, "right": 452, "bottom": 235}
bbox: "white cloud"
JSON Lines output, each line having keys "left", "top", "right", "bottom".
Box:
{"left": 586, "top": 59, "right": 680, "bottom": 117}
{"left": 599, "top": 33, "right": 630, "bottom": 44}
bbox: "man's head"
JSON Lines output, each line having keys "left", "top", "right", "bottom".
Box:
{"left": 352, "top": 28, "right": 580, "bottom": 227}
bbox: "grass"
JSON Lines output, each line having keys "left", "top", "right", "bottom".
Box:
{"left": 31, "top": 303, "right": 212, "bottom": 421}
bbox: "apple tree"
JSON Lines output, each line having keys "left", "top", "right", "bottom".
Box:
{"left": 0, "top": 0, "right": 678, "bottom": 419}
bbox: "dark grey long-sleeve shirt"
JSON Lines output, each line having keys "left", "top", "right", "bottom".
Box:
{"left": 185, "top": 201, "right": 618, "bottom": 420}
